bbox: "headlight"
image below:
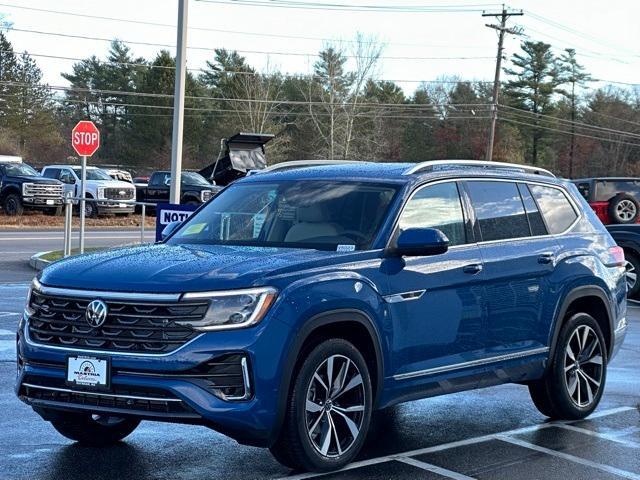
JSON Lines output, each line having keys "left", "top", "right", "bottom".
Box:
{"left": 24, "top": 277, "right": 39, "bottom": 316}
{"left": 180, "top": 287, "right": 277, "bottom": 331}
{"left": 97, "top": 187, "right": 106, "bottom": 199}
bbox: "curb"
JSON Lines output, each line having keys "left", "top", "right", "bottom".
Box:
{"left": 29, "top": 251, "right": 55, "bottom": 271}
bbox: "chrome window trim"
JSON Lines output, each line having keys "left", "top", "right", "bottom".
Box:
{"left": 21, "top": 383, "right": 183, "bottom": 403}
{"left": 23, "top": 322, "right": 204, "bottom": 357}
{"left": 393, "top": 347, "right": 550, "bottom": 381}
{"left": 387, "top": 177, "right": 582, "bottom": 253}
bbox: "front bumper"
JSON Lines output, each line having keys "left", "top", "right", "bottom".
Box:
{"left": 96, "top": 201, "right": 135, "bottom": 214}
{"left": 16, "top": 312, "right": 293, "bottom": 447}
{"left": 23, "top": 196, "right": 63, "bottom": 208}
{"left": 611, "top": 316, "right": 628, "bottom": 360}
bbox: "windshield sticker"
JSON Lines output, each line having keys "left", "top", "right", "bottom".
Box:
{"left": 337, "top": 244, "right": 356, "bottom": 252}
{"left": 183, "top": 223, "right": 206, "bottom": 235}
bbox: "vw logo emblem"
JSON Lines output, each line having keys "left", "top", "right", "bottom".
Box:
{"left": 86, "top": 299, "right": 108, "bottom": 328}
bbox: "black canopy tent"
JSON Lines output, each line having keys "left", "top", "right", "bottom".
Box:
{"left": 199, "top": 132, "right": 275, "bottom": 186}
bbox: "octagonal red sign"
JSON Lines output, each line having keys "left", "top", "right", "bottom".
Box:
{"left": 71, "top": 121, "right": 100, "bottom": 157}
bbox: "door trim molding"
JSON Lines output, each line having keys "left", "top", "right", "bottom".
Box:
{"left": 393, "top": 346, "right": 550, "bottom": 381}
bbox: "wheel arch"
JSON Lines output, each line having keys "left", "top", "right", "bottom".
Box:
{"left": 270, "top": 308, "right": 384, "bottom": 446}
{"left": 550, "top": 286, "right": 614, "bottom": 362}
{"left": 0, "top": 185, "right": 21, "bottom": 201}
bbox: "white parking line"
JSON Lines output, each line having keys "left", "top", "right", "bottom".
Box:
{"left": 397, "top": 457, "right": 476, "bottom": 480}
{"left": 497, "top": 435, "right": 640, "bottom": 480}
{"left": 0, "top": 313, "right": 19, "bottom": 318}
{"left": 277, "top": 407, "right": 635, "bottom": 479}
{"left": 555, "top": 423, "right": 640, "bottom": 449}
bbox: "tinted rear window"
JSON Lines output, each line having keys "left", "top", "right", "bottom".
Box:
{"left": 467, "top": 181, "right": 530, "bottom": 241}
{"left": 595, "top": 180, "right": 640, "bottom": 201}
{"left": 528, "top": 184, "right": 577, "bottom": 234}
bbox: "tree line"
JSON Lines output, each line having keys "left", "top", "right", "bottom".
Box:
{"left": 0, "top": 30, "right": 639, "bottom": 178}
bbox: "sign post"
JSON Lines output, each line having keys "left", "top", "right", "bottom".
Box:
{"left": 71, "top": 121, "right": 100, "bottom": 254}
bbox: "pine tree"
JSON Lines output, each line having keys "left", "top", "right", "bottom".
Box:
{"left": 557, "top": 48, "right": 592, "bottom": 177}
{"left": 504, "top": 41, "right": 562, "bottom": 165}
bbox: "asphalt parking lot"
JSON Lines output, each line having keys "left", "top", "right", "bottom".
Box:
{"left": 0, "top": 278, "right": 638, "bottom": 480}
{"left": 0, "top": 228, "right": 155, "bottom": 283}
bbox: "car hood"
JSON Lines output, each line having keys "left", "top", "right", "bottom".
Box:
{"left": 39, "top": 243, "right": 353, "bottom": 293}
{"left": 6, "top": 175, "right": 62, "bottom": 185}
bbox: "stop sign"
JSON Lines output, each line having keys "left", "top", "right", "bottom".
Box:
{"left": 71, "top": 121, "right": 100, "bottom": 157}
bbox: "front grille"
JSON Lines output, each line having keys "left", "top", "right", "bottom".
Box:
{"left": 24, "top": 183, "right": 63, "bottom": 197}
{"left": 104, "top": 188, "right": 135, "bottom": 200}
{"left": 20, "top": 376, "right": 196, "bottom": 416}
{"left": 28, "top": 290, "right": 208, "bottom": 354}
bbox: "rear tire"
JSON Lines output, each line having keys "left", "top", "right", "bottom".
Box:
{"left": 529, "top": 313, "right": 607, "bottom": 420}
{"left": 270, "top": 338, "right": 372, "bottom": 472}
{"left": 50, "top": 413, "right": 140, "bottom": 446}
{"left": 608, "top": 193, "right": 639, "bottom": 224}
{"left": 2, "top": 193, "right": 23, "bottom": 216}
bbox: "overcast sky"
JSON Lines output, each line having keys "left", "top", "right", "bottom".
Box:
{"left": 1, "top": 0, "right": 638, "bottom": 95}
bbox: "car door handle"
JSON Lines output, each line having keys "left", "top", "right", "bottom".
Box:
{"left": 538, "top": 253, "right": 555, "bottom": 264}
{"left": 463, "top": 263, "right": 483, "bottom": 274}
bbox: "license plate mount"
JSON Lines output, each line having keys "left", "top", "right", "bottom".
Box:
{"left": 66, "top": 355, "right": 110, "bottom": 390}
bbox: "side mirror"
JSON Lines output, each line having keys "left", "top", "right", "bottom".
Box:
{"left": 389, "top": 228, "right": 449, "bottom": 257}
{"left": 161, "top": 221, "right": 181, "bottom": 241}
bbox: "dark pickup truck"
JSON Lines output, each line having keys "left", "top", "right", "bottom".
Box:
{"left": 0, "top": 159, "right": 64, "bottom": 216}
{"left": 135, "top": 171, "right": 220, "bottom": 209}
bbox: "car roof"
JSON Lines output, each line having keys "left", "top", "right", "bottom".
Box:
{"left": 238, "top": 160, "right": 559, "bottom": 185}
{"left": 45, "top": 165, "right": 100, "bottom": 170}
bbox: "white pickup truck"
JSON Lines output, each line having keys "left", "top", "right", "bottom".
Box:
{"left": 41, "top": 165, "right": 136, "bottom": 217}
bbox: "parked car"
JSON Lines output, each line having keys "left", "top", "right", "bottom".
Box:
{"left": 135, "top": 170, "right": 221, "bottom": 209}
{"left": 41, "top": 165, "right": 136, "bottom": 217}
{"left": 0, "top": 156, "right": 63, "bottom": 216}
{"left": 17, "top": 160, "right": 627, "bottom": 472}
{"left": 606, "top": 223, "right": 640, "bottom": 299}
{"left": 573, "top": 177, "right": 640, "bottom": 225}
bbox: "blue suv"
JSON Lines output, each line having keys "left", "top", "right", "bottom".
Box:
{"left": 16, "top": 160, "right": 628, "bottom": 472}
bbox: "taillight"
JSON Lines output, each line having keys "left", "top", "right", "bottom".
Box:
{"left": 608, "top": 246, "right": 625, "bottom": 267}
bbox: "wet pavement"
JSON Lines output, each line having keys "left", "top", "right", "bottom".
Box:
{"left": 1, "top": 282, "right": 638, "bottom": 480}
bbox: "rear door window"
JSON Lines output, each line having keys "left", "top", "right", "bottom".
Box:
{"left": 528, "top": 184, "right": 577, "bottom": 234}
{"left": 466, "top": 181, "right": 530, "bottom": 241}
{"left": 399, "top": 181, "right": 467, "bottom": 246}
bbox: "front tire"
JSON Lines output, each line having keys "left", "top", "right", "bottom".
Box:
{"left": 84, "top": 200, "right": 98, "bottom": 218}
{"left": 529, "top": 313, "right": 607, "bottom": 420}
{"left": 49, "top": 413, "right": 140, "bottom": 446}
{"left": 3, "top": 193, "right": 23, "bottom": 216}
{"left": 270, "top": 339, "right": 372, "bottom": 472}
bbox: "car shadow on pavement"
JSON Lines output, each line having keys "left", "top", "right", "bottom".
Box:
{"left": 40, "top": 443, "right": 151, "bottom": 480}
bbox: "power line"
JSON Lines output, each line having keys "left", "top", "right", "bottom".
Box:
{"left": 8, "top": 27, "right": 495, "bottom": 61}
{"left": 0, "top": 80, "right": 492, "bottom": 110}
{"left": 498, "top": 105, "right": 640, "bottom": 140}
{"left": 195, "top": 0, "right": 500, "bottom": 13}
{"left": 499, "top": 117, "right": 640, "bottom": 148}
{"left": 0, "top": 49, "right": 496, "bottom": 84}
{"left": 0, "top": 2, "right": 490, "bottom": 49}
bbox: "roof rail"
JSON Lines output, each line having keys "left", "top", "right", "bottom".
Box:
{"left": 249, "top": 160, "right": 364, "bottom": 175}
{"left": 404, "top": 160, "right": 555, "bottom": 178}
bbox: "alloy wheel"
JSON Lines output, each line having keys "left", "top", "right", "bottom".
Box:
{"left": 625, "top": 260, "right": 637, "bottom": 292}
{"left": 563, "top": 325, "right": 604, "bottom": 408}
{"left": 305, "top": 354, "right": 366, "bottom": 458}
{"left": 616, "top": 199, "right": 637, "bottom": 222}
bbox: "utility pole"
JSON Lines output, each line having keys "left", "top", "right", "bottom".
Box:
{"left": 483, "top": 6, "right": 523, "bottom": 161}
{"left": 170, "top": 0, "right": 188, "bottom": 204}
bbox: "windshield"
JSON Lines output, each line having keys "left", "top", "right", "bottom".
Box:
{"left": 72, "top": 168, "right": 113, "bottom": 181}
{"left": 182, "top": 172, "right": 210, "bottom": 186}
{"left": 3, "top": 163, "right": 39, "bottom": 176}
{"left": 168, "top": 181, "right": 399, "bottom": 251}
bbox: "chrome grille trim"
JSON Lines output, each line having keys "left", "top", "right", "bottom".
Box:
{"left": 23, "top": 183, "right": 63, "bottom": 197}
{"left": 21, "top": 383, "right": 183, "bottom": 402}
